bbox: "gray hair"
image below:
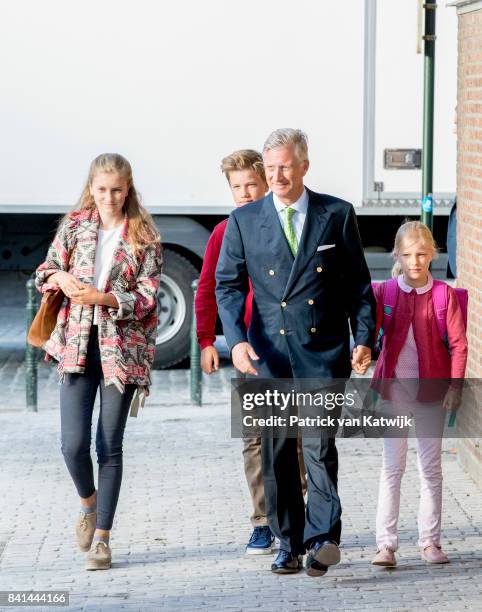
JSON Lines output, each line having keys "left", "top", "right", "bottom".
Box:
{"left": 262, "top": 128, "right": 309, "bottom": 162}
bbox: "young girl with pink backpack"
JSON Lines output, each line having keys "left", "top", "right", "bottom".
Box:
{"left": 364, "top": 221, "right": 468, "bottom": 567}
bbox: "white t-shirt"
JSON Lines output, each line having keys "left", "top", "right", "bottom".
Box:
{"left": 93, "top": 225, "right": 123, "bottom": 324}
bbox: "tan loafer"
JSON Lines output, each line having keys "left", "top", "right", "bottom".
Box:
{"left": 85, "top": 540, "right": 112, "bottom": 570}
{"left": 421, "top": 544, "right": 449, "bottom": 564}
{"left": 372, "top": 545, "right": 397, "bottom": 567}
{"left": 75, "top": 511, "right": 96, "bottom": 552}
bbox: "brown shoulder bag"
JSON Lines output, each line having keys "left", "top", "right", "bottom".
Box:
{"left": 27, "top": 287, "right": 66, "bottom": 348}
{"left": 28, "top": 240, "right": 75, "bottom": 348}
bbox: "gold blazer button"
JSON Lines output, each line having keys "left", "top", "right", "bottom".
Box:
{"left": 310, "top": 327, "right": 317, "bottom": 333}
{"left": 316, "top": 266, "right": 323, "bottom": 273}
{"left": 308, "top": 299, "right": 314, "bottom": 305}
{"left": 281, "top": 301, "right": 287, "bottom": 308}
{"left": 269, "top": 269, "right": 275, "bottom": 276}
{"left": 280, "top": 329, "right": 285, "bottom": 335}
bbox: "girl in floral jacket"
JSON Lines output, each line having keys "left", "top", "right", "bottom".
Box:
{"left": 36, "top": 153, "right": 162, "bottom": 570}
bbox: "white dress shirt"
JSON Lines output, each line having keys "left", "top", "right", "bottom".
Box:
{"left": 272, "top": 188, "right": 309, "bottom": 246}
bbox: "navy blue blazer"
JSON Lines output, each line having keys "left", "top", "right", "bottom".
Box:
{"left": 215, "top": 189, "right": 376, "bottom": 378}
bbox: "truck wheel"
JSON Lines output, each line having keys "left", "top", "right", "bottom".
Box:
{"left": 154, "top": 249, "right": 199, "bottom": 369}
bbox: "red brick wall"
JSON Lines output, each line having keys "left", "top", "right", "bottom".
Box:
{"left": 456, "top": 7, "right": 482, "bottom": 488}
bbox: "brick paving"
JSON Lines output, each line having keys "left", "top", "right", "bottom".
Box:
{"left": 0, "top": 274, "right": 481, "bottom": 611}
{"left": 1, "top": 381, "right": 481, "bottom": 611}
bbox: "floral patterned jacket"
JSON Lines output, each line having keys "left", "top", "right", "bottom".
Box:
{"left": 36, "top": 207, "right": 162, "bottom": 412}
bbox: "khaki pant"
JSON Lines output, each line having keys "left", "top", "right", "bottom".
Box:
{"left": 243, "top": 436, "right": 307, "bottom": 527}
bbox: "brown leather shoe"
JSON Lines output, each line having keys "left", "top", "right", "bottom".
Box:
{"left": 85, "top": 541, "right": 112, "bottom": 570}
{"left": 75, "top": 511, "right": 96, "bottom": 552}
{"left": 305, "top": 540, "right": 341, "bottom": 577}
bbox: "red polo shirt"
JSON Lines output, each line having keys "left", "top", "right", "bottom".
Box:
{"left": 195, "top": 218, "right": 253, "bottom": 349}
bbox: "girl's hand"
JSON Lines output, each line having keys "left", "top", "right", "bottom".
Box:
{"left": 443, "top": 387, "right": 462, "bottom": 412}
{"left": 70, "top": 284, "right": 101, "bottom": 305}
{"left": 49, "top": 271, "right": 81, "bottom": 298}
{"left": 351, "top": 345, "right": 372, "bottom": 375}
{"left": 352, "top": 359, "right": 371, "bottom": 375}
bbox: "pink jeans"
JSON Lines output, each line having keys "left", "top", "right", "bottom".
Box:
{"left": 375, "top": 396, "right": 444, "bottom": 551}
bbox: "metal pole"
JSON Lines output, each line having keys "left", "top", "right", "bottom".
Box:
{"left": 421, "top": 2, "right": 437, "bottom": 231}
{"left": 190, "top": 279, "right": 202, "bottom": 406}
{"left": 26, "top": 278, "right": 38, "bottom": 412}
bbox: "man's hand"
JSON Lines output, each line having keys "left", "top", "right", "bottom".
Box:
{"left": 443, "top": 386, "right": 462, "bottom": 412}
{"left": 232, "top": 342, "right": 259, "bottom": 376}
{"left": 351, "top": 345, "right": 372, "bottom": 375}
{"left": 70, "top": 283, "right": 101, "bottom": 305}
{"left": 201, "top": 346, "right": 220, "bottom": 374}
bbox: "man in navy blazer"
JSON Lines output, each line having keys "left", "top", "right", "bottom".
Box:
{"left": 216, "top": 128, "right": 375, "bottom": 575}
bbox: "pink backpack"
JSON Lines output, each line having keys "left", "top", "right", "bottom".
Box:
{"left": 372, "top": 278, "right": 468, "bottom": 353}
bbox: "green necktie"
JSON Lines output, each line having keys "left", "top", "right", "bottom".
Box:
{"left": 283, "top": 206, "right": 298, "bottom": 256}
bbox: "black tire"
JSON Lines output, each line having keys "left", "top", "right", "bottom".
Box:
{"left": 153, "top": 249, "right": 199, "bottom": 369}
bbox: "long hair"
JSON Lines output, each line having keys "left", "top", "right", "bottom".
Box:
{"left": 67, "top": 153, "right": 160, "bottom": 255}
{"left": 391, "top": 220, "right": 438, "bottom": 278}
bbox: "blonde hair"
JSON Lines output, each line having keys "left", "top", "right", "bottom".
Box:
{"left": 262, "top": 128, "right": 309, "bottom": 162}
{"left": 391, "top": 220, "right": 438, "bottom": 277}
{"left": 220, "top": 149, "right": 267, "bottom": 185}
{"left": 68, "top": 153, "right": 160, "bottom": 255}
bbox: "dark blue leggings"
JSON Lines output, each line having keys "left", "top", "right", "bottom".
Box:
{"left": 60, "top": 328, "right": 136, "bottom": 530}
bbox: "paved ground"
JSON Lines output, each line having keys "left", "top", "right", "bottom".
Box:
{"left": 0, "top": 395, "right": 481, "bottom": 612}
{"left": 0, "top": 273, "right": 481, "bottom": 611}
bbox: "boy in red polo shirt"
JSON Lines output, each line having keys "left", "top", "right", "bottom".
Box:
{"left": 196, "top": 150, "right": 307, "bottom": 555}
{"left": 195, "top": 150, "right": 275, "bottom": 554}
{"left": 195, "top": 150, "right": 265, "bottom": 373}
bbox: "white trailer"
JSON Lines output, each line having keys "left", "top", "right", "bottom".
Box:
{"left": 0, "top": 0, "right": 457, "bottom": 367}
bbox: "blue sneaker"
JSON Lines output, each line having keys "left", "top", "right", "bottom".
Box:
{"left": 246, "top": 526, "right": 275, "bottom": 555}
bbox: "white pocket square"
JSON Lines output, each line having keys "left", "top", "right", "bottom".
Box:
{"left": 317, "top": 244, "right": 336, "bottom": 252}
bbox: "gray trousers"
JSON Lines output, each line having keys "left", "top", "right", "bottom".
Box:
{"left": 261, "top": 433, "right": 342, "bottom": 554}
